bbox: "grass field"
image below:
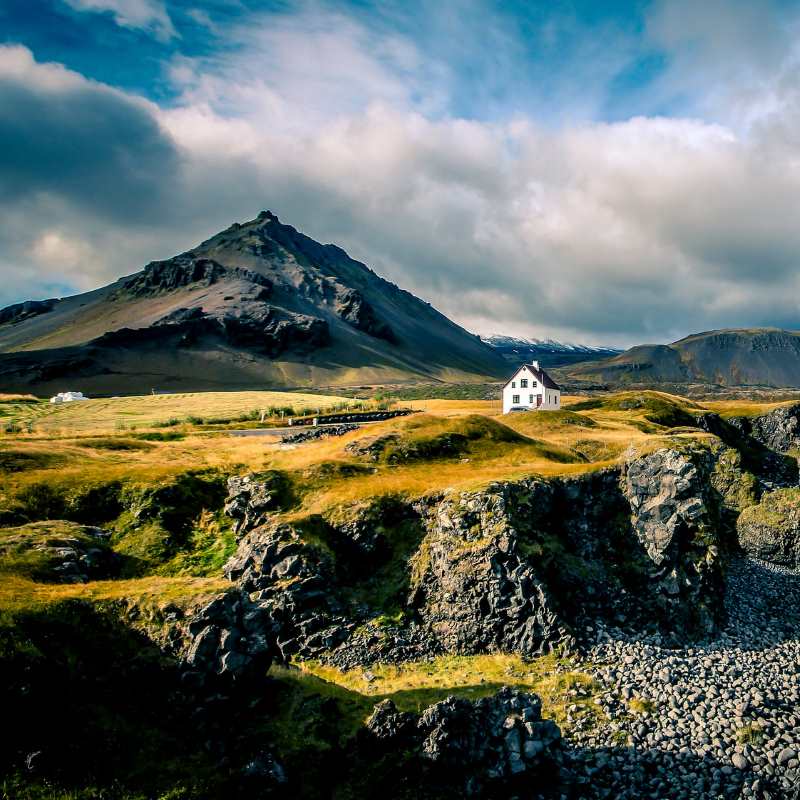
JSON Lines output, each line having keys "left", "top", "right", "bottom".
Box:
{"left": 0, "top": 390, "right": 356, "bottom": 435}
{"left": 3, "top": 389, "right": 792, "bottom": 522}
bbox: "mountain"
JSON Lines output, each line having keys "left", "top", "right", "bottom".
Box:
{"left": 562, "top": 328, "right": 800, "bottom": 388}
{"left": 482, "top": 334, "right": 621, "bottom": 368}
{"left": 0, "top": 212, "right": 508, "bottom": 394}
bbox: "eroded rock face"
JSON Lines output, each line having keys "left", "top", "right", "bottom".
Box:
{"left": 730, "top": 404, "right": 800, "bottom": 454}
{"left": 366, "top": 687, "right": 564, "bottom": 796}
{"left": 121, "top": 256, "right": 272, "bottom": 297}
{"left": 411, "top": 485, "right": 574, "bottom": 657}
{"left": 332, "top": 287, "right": 396, "bottom": 342}
{"left": 737, "top": 488, "right": 800, "bottom": 567}
{"left": 224, "top": 523, "right": 353, "bottom": 660}
{"left": 620, "top": 446, "right": 743, "bottom": 637}
{"left": 0, "top": 298, "right": 56, "bottom": 327}
{"left": 224, "top": 473, "right": 288, "bottom": 538}
{"left": 623, "top": 449, "right": 708, "bottom": 566}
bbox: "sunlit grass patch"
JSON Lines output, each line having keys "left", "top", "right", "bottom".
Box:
{"left": 0, "top": 573, "right": 230, "bottom": 615}
{"left": 290, "top": 652, "right": 600, "bottom": 728}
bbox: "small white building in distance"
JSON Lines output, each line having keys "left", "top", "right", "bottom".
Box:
{"left": 50, "top": 391, "right": 89, "bottom": 404}
{"left": 502, "top": 362, "right": 561, "bottom": 414}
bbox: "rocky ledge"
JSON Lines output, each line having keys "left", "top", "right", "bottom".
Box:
{"left": 365, "top": 686, "right": 565, "bottom": 796}
{"left": 737, "top": 488, "right": 800, "bottom": 567}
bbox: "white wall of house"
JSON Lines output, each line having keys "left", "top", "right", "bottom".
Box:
{"left": 502, "top": 363, "right": 561, "bottom": 413}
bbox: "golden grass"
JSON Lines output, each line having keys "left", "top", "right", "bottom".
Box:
{"left": 0, "top": 573, "right": 230, "bottom": 614}
{"left": 704, "top": 398, "right": 799, "bottom": 418}
{"left": 0, "top": 389, "right": 727, "bottom": 520}
{"left": 292, "top": 652, "right": 600, "bottom": 727}
{"left": 4, "top": 390, "right": 351, "bottom": 435}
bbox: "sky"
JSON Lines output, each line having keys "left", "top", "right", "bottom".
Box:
{"left": 2, "top": 0, "right": 800, "bottom": 347}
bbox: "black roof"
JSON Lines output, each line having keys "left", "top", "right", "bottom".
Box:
{"left": 504, "top": 363, "right": 561, "bottom": 391}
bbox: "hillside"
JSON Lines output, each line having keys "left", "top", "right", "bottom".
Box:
{"left": 0, "top": 212, "right": 507, "bottom": 395}
{"left": 561, "top": 328, "right": 800, "bottom": 389}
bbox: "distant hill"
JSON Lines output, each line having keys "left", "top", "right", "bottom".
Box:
{"left": 562, "top": 328, "right": 800, "bottom": 388}
{"left": 483, "top": 335, "right": 621, "bottom": 368}
{"left": 0, "top": 212, "right": 508, "bottom": 395}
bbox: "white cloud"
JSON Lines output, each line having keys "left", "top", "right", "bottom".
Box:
{"left": 61, "top": 0, "right": 176, "bottom": 40}
{"left": 5, "top": 1, "right": 800, "bottom": 348}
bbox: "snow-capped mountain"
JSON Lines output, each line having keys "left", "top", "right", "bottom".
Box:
{"left": 482, "top": 335, "right": 621, "bottom": 368}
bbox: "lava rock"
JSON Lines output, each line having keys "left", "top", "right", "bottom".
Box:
{"left": 737, "top": 488, "right": 800, "bottom": 567}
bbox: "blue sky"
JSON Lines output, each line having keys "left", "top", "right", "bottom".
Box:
{"left": 2, "top": 0, "right": 800, "bottom": 345}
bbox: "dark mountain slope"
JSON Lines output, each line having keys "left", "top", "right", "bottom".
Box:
{"left": 0, "top": 212, "right": 507, "bottom": 394}
{"left": 563, "top": 328, "right": 800, "bottom": 388}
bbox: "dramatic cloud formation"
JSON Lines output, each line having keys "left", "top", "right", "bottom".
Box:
{"left": 61, "top": 0, "right": 176, "bottom": 40}
{"left": 2, "top": 0, "right": 800, "bottom": 345}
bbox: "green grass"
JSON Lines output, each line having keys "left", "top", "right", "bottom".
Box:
{"left": 288, "top": 652, "right": 599, "bottom": 729}
{"left": 0, "top": 521, "right": 111, "bottom": 582}
{"left": 736, "top": 724, "right": 766, "bottom": 745}
{"left": 569, "top": 391, "right": 700, "bottom": 428}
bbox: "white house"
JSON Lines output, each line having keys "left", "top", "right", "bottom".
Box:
{"left": 50, "top": 391, "right": 89, "bottom": 404}
{"left": 502, "top": 362, "right": 561, "bottom": 414}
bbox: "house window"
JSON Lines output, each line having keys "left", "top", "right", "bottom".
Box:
{"left": 529, "top": 394, "right": 534, "bottom": 403}
{"left": 512, "top": 395, "right": 520, "bottom": 404}
{"left": 511, "top": 381, "right": 516, "bottom": 388}
{"left": 520, "top": 378, "right": 528, "bottom": 388}
{"left": 532, "top": 380, "right": 538, "bottom": 387}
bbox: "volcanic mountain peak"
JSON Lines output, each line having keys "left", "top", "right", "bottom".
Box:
{"left": 0, "top": 212, "right": 507, "bottom": 394}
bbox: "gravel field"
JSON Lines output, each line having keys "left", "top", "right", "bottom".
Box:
{"left": 569, "top": 558, "right": 800, "bottom": 799}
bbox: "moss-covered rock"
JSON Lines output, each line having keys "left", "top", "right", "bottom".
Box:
{"left": 0, "top": 521, "right": 116, "bottom": 583}
{"left": 737, "top": 488, "right": 800, "bottom": 567}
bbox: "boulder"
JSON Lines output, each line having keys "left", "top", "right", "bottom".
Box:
{"left": 737, "top": 488, "right": 800, "bottom": 567}
{"left": 621, "top": 446, "right": 727, "bottom": 637}
{"left": 171, "top": 590, "right": 276, "bottom": 687}
{"left": 365, "top": 688, "right": 564, "bottom": 796}
{"left": 223, "top": 473, "right": 287, "bottom": 537}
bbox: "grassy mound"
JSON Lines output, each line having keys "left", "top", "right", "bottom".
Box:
{"left": 569, "top": 391, "right": 700, "bottom": 429}
{"left": 346, "top": 414, "right": 579, "bottom": 465}
{"left": 0, "top": 521, "right": 112, "bottom": 582}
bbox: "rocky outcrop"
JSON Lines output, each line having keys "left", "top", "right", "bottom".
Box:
{"left": 213, "top": 441, "right": 756, "bottom": 671}
{"left": 730, "top": 404, "right": 800, "bottom": 454}
{"left": 224, "top": 472, "right": 289, "bottom": 537}
{"left": 0, "top": 521, "right": 116, "bottom": 583}
{"left": 365, "top": 687, "right": 565, "bottom": 796}
{"left": 221, "top": 304, "right": 329, "bottom": 355}
{"left": 621, "top": 447, "right": 729, "bottom": 637}
{"left": 121, "top": 256, "right": 272, "bottom": 297}
{"left": 0, "top": 298, "right": 56, "bottom": 327}
{"left": 93, "top": 300, "right": 330, "bottom": 357}
{"left": 224, "top": 522, "right": 353, "bottom": 660}
{"left": 737, "top": 488, "right": 800, "bottom": 567}
{"left": 411, "top": 486, "right": 574, "bottom": 657}
{"left": 332, "top": 286, "right": 396, "bottom": 342}
{"left": 126, "top": 590, "right": 276, "bottom": 689}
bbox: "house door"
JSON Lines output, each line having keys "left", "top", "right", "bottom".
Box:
{"left": 536, "top": 395, "right": 542, "bottom": 408}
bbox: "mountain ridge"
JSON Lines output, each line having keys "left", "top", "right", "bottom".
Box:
{"left": 561, "top": 327, "right": 800, "bottom": 388}
{"left": 0, "top": 211, "right": 508, "bottom": 394}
